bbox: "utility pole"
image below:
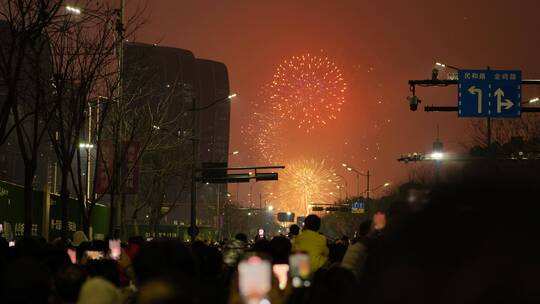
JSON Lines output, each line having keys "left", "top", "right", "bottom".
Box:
{"left": 216, "top": 184, "right": 220, "bottom": 239}
{"left": 112, "top": 0, "right": 125, "bottom": 239}
{"left": 236, "top": 184, "right": 240, "bottom": 203}
{"left": 356, "top": 173, "right": 360, "bottom": 197}
{"left": 189, "top": 95, "right": 199, "bottom": 241}
{"left": 486, "top": 66, "right": 492, "bottom": 148}
{"left": 366, "top": 170, "right": 370, "bottom": 201}
{"left": 433, "top": 125, "right": 443, "bottom": 183}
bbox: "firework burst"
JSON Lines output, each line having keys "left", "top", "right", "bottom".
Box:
{"left": 273, "top": 159, "right": 339, "bottom": 216}
{"left": 241, "top": 99, "right": 284, "bottom": 163}
{"left": 266, "top": 53, "right": 346, "bottom": 132}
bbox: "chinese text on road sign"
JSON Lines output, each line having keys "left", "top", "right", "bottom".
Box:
{"left": 458, "top": 70, "right": 521, "bottom": 118}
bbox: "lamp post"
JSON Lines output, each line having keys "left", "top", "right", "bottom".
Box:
{"left": 366, "top": 182, "right": 390, "bottom": 195}
{"left": 215, "top": 150, "right": 239, "bottom": 238}
{"left": 342, "top": 163, "right": 370, "bottom": 199}
{"left": 435, "top": 61, "right": 460, "bottom": 71}
{"left": 66, "top": 1, "right": 125, "bottom": 239}
{"left": 79, "top": 143, "right": 94, "bottom": 209}
{"left": 333, "top": 173, "right": 348, "bottom": 199}
{"left": 522, "top": 97, "right": 539, "bottom": 105}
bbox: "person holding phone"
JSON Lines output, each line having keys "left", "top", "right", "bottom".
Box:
{"left": 292, "top": 214, "right": 329, "bottom": 272}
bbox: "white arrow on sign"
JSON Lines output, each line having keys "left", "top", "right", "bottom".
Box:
{"left": 468, "top": 86, "right": 483, "bottom": 114}
{"left": 494, "top": 88, "right": 513, "bottom": 113}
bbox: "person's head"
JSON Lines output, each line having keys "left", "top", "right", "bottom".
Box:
{"left": 77, "top": 277, "right": 121, "bottom": 304}
{"left": 270, "top": 236, "right": 292, "bottom": 264}
{"left": 136, "top": 278, "right": 194, "bottom": 304}
{"left": 71, "top": 231, "right": 88, "bottom": 247}
{"left": 128, "top": 236, "right": 145, "bottom": 246}
{"left": 303, "top": 215, "right": 321, "bottom": 231}
{"left": 191, "top": 241, "right": 223, "bottom": 277}
{"left": 358, "top": 220, "right": 372, "bottom": 237}
{"left": 289, "top": 224, "right": 300, "bottom": 236}
{"left": 234, "top": 233, "right": 248, "bottom": 243}
{"left": 55, "top": 264, "right": 87, "bottom": 303}
{"left": 133, "top": 239, "right": 196, "bottom": 286}
{"left": 0, "top": 257, "right": 51, "bottom": 303}
{"left": 307, "top": 266, "right": 357, "bottom": 304}
{"left": 86, "top": 259, "right": 120, "bottom": 287}
{"left": 328, "top": 242, "right": 347, "bottom": 264}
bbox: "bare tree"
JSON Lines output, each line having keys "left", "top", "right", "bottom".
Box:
{"left": 42, "top": 1, "right": 121, "bottom": 239}
{"left": 0, "top": 0, "right": 64, "bottom": 237}
{"left": 135, "top": 144, "right": 191, "bottom": 237}
{"left": 468, "top": 116, "right": 540, "bottom": 152}
{"left": 46, "top": 1, "right": 148, "bottom": 237}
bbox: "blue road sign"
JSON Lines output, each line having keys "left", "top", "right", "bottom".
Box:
{"left": 458, "top": 70, "right": 521, "bottom": 118}
{"left": 490, "top": 70, "right": 521, "bottom": 117}
{"left": 351, "top": 201, "right": 365, "bottom": 214}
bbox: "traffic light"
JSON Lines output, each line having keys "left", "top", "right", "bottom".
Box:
{"left": 201, "top": 162, "right": 227, "bottom": 183}
{"left": 255, "top": 172, "right": 278, "bottom": 181}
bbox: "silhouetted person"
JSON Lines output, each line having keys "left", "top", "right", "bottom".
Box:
{"left": 234, "top": 233, "right": 248, "bottom": 243}
{"left": 133, "top": 239, "right": 198, "bottom": 303}
{"left": 293, "top": 214, "right": 329, "bottom": 271}
{"left": 288, "top": 224, "right": 300, "bottom": 242}
{"left": 270, "top": 236, "right": 292, "bottom": 264}
{"left": 363, "top": 162, "right": 540, "bottom": 304}
{"left": 0, "top": 257, "right": 51, "bottom": 303}
{"left": 54, "top": 264, "right": 87, "bottom": 303}
{"left": 328, "top": 242, "right": 347, "bottom": 265}
{"left": 341, "top": 220, "right": 371, "bottom": 278}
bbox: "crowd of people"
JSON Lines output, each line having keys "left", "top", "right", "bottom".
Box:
{"left": 0, "top": 213, "right": 387, "bottom": 304}
{"left": 1, "top": 164, "right": 539, "bottom": 303}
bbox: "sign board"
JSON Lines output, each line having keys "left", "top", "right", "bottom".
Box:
{"left": 95, "top": 141, "right": 141, "bottom": 194}
{"left": 277, "top": 212, "right": 295, "bottom": 222}
{"left": 351, "top": 201, "right": 365, "bottom": 214}
{"left": 458, "top": 70, "right": 521, "bottom": 118}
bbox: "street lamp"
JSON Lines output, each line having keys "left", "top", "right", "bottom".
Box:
{"left": 65, "top": 5, "right": 82, "bottom": 15}
{"left": 523, "top": 97, "right": 539, "bottom": 104}
{"left": 435, "top": 61, "right": 460, "bottom": 71}
{"left": 189, "top": 93, "right": 237, "bottom": 240}
{"left": 79, "top": 143, "right": 94, "bottom": 209}
{"left": 333, "top": 172, "right": 348, "bottom": 199}
{"left": 190, "top": 93, "right": 237, "bottom": 111}
{"left": 268, "top": 205, "right": 274, "bottom": 212}
{"left": 342, "top": 163, "right": 370, "bottom": 199}
{"left": 429, "top": 152, "right": 444, "bottom": 160}
{"left": 364, "top": 182, "right": 390, "bottom": 196}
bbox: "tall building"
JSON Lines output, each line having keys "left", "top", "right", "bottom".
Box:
{"left": 122, "top": 43, "right": 231, "bottom": 227}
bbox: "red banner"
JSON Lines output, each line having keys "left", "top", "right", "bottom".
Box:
{"left": 94, "top": 141, "right": 141, "bottom": 194}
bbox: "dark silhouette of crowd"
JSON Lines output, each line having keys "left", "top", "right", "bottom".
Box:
{"left": 0, "top": 162, "right": 539, "bottom": 303}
